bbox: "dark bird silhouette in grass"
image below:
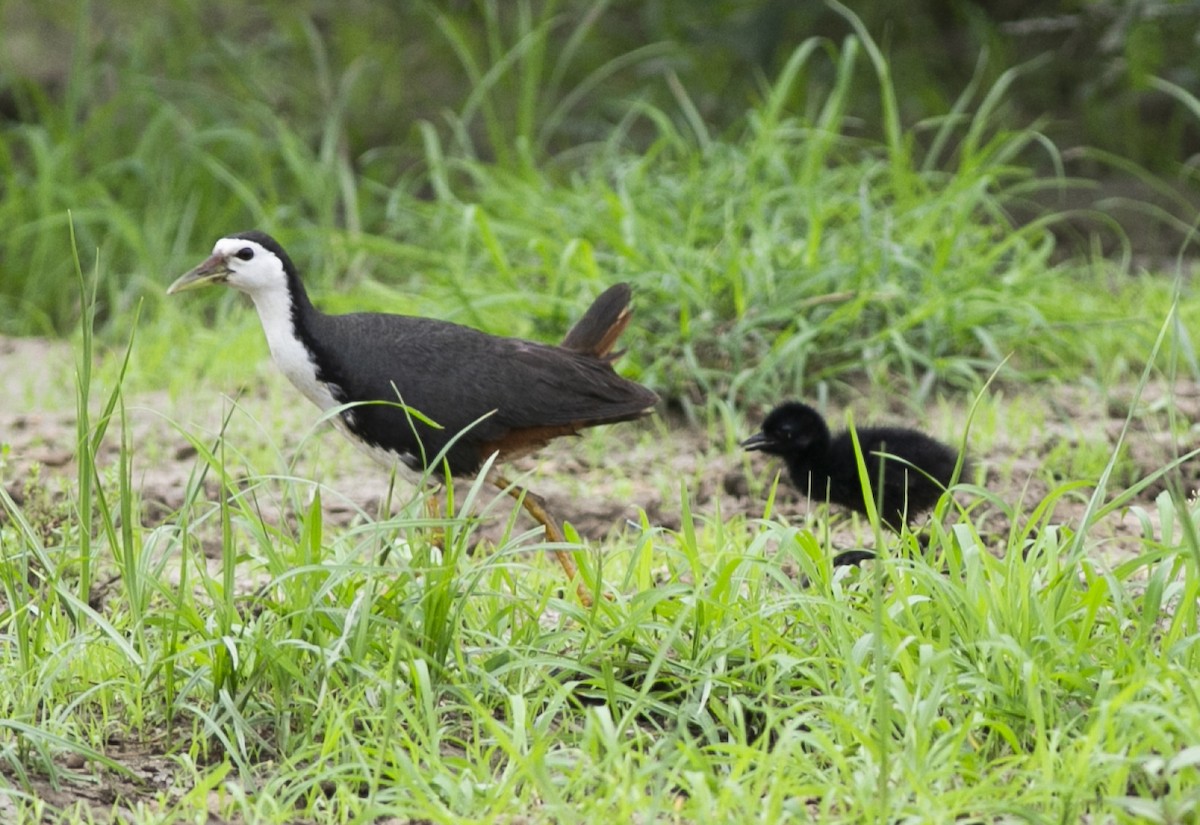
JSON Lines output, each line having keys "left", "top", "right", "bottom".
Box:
{"left": 742, "top": 401, "right": 967, "bottom": 543}
{"left": 168, "top": 231, "right": 658, "bottom": 603}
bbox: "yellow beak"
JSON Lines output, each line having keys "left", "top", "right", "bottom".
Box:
{"left": 167, "top": 253, "right": 230, "bottom": 295}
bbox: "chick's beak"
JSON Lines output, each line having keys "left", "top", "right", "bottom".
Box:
{"left": 167, "top": 253, "right": 230, "bottom": 295}
{"left": 740, "top": 432, "right": 772, "bottom": 452}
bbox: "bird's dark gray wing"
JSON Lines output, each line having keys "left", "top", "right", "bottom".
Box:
{"left": 308, "top": 313, "right": 655, "bottom": 474}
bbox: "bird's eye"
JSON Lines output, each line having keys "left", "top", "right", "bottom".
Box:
{"left": 234, "top": 247, "right": 254, "bottom": 261}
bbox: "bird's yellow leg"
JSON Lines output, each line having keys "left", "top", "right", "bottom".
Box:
{"left": 424, "top": 488, "right": 445, "bottom": 549}
{"left": 490, "top": 472, "right": 593, "bottom": 606}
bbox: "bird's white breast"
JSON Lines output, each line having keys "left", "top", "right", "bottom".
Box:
{"left": 247, "top": 285, "right": 423, "bottom": 479}
{"left": 249, "top": 286, "right": 340, "bottom": 412}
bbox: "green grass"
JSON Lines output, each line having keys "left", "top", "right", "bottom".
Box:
{"left": 3, "top": 248, "right": 1200, "bottom": 822}
{"left": 4, "top": 4, "right": 1200, "bottom": 823}
{"left": 5, "top": 328, "right": 1200, "bottom": 821}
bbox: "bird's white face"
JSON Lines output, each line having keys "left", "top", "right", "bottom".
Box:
{"left": 169, "top": 232, "right": 335, "bottom": 415}
{"left": 167, "top": 237, "right": 287, "bottom": 298}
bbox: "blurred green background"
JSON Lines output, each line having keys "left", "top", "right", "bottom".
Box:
{"left": 8, "top": 1, "right": 1196, "bottom": 171}
{"left": 2, "top": 0, "right": 1197, "bottom": 406}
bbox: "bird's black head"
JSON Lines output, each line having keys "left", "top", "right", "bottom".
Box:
{"left": 741, "top": 401, "right": 830, "bottom": 456}
{"left": 167, "top": 230, "right": 298, "bottom": 298}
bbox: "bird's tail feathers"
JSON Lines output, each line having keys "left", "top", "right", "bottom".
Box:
{"left": 560, "top": 283, "right": 633, "bottom": 362}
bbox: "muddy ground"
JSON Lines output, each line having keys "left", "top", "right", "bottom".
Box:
{"left": 2, "top": 333, "right": 1199, "bottom": 822}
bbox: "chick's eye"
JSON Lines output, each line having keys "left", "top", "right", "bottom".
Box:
{"left": 234, "top": 247, "right": 254, "bottom": 261}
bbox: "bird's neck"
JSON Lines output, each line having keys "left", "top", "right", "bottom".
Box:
{"left": 246, "top": 279, "right": 333, "bottom": 408}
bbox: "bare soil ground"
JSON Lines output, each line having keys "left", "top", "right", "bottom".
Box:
{"left": 2, "top": 333, "right": 1199, "bottom": 821}
{"left": 4, "top": 336, "right": 1197, "bottom": 553}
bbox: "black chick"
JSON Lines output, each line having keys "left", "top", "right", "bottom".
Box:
{"left": 741, "top": 401, "right": 966, "bottom": 530}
